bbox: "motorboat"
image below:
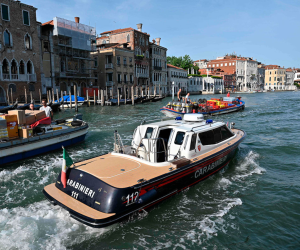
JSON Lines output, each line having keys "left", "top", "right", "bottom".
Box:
{"left": 0, "top": 114, "right": 88, "bottom": 165}
{"left": 160, "top": 97, "right": 245, "bottom": 118}
{"left": 56, "top": 95, "right": 85, "bottom": 108}
{"left": 43, "top": 114, "right": 246, "bottom": 228}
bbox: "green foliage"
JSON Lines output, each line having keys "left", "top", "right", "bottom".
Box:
{"left": 211, "top": 76, "right": 223, "bottom": 79}
{"left": 167, "top": 55, "right": 195, "bottom": 70}
{"left": 188, "top": 74, "right": 201, "bottom": 77}
{"left": 294, "top": 82, "right": 300, "bottom": 88}
{"left": 200, "top": 74, "right": 212, "bottom": 77}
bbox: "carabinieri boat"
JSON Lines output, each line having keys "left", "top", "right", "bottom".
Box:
{"left": 160, "top": 96, "right": 245, "bottom": 118}
{"left": 43, "top": 114, "right": 246, "bottom": 228}
{"left": 0, "top": 114, "right": 88, "bottom": 165}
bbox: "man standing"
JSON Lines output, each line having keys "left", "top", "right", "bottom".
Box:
{"left": 40, "top": 99, "right": 53, "bottom": 120}
{"left": 177, "top": 88, "right": 182, "bottom": 102}
{"left": 185, "top": 93, "right": 191, "bottom": 104}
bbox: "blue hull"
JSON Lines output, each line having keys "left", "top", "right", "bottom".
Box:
{"left": 0, "top": 134, "right": 87, "bottom": 165}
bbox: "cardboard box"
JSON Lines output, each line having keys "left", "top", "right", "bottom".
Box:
{"left": 25, "top": 110, "right": 47, "bottom": 121}
{"left": 19, "top": 128, "right": 33, "bottom": 138}
{"left": 8, "top": 110, "right": 26, "bottom": 125}
{"left": 25, "top": 114, "right": 36, "bottom": 125}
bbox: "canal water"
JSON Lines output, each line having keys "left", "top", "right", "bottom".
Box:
{"left": 0, "top": 91, "right": 299, "bottom": 250}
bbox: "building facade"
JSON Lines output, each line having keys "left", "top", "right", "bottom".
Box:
{"left": 257, "top": 65, "right": 265, "bottom": 90}
{"left": 202, "top": 77, "right": 224, "bottom": 94}
{"left": 149, "top": 38, "right": 167, "bottom": 95}
{"left": 94, "top": 43, "right": 134, "bottom": 97}
{"left": 194, "top": 59, "right": 208, "bottom": 69}
{"left": 264, "top": 66, "right": 286, "bottom": 90}
{"left": 41, "top": 17, "right": 97, "bottom": 96}
{"left": 187, "top": 76, "right": 203, "bottom": 94}
{"left": 167, "top": 64, "right": 188, "bottom": 95}
{"left": 99, "top": 24, "right": 150, "bottom": 93}
{"left": 285, "top": 68, "right": 296, "bottom": 90}
{"left": 0, "top": 0, "right": 42, "bottom": 104}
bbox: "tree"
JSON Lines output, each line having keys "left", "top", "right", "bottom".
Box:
{"left": 167, "top": 55, "right": 195, "bottom": 70}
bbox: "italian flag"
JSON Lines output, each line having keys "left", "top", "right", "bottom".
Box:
{"left": 61, "top": 146, "right": 74, "bottom": 188}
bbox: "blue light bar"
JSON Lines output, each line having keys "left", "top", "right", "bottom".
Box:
{"left": 175, "top": 116, "right": 182, "bottom": 120}
{"left": 206, "top": 119, "right": 213, "bottom": 124}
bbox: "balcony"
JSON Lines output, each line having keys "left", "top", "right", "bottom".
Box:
{"left": 135, "top": 55, "right": 144, "bottom": 60}
{"left": 137, "top": 73, "right": 148, "bottom": 78}
{"left": 106, "top": 81, "right": 114, "bottom": 87}
{"left": 11, "top": 74, "right": 18, "bottom": 80}
{"left": 154, "top": 66, "right": 162, "bottom": 70}
{"left": 19, "top": 74, "right": 27, "bottom": 81}
{"left": 3, "top": 74, "right": 10, "bottom": 80}
{"left": 28, "top": 74, "right": 37, "bottom": 82}
{"left": 105, "top": 63, "right": 113, "bottom": 69}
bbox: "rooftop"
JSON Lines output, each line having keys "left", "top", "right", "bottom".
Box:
{"left": 101, "top": 27, "right": 149, "bottom": 36}
{"left": 167, "top": 64, "right": 186, "bottom": 71}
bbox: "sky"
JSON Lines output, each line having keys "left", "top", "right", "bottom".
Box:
{"left": 26, "top": 0, "right": 300, "bottom": 67}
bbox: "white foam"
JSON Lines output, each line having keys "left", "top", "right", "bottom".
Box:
{"left": 0, "top": 201, "right": 112, "bottom": 250}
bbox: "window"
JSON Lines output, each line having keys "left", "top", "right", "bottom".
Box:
{"left": 2, "top": 59, "right": 9, "bottom": 74}
{"left": 129, "top": 57, "right": 132, "bottom": 63}
{"left": 229, "top": 63, "right": 231, "bottom": 66}
{"left": 94, "top": 58, "right": 97, "bottom": 67}
{"left": 130, "top": 75, "right": 133, "bottom": 83}
{"left": 23, "top": 10, "right": 30, "bottom": 25}
{"left": 1, "top": 4, "right": 9, "bottom": 21}
{"left": 144, "top": 127, "right": 154, "bottom": 138}
{"left": 174, "top": 131, "right": 185, "bottom": 145}
{"left": 25, "top": 34, "right": 31, "bottom": 49}
{"left": 198, "top": 130, "right": 214, "bottom": 145}
{"left": 11, "top": 60, "right": 17, "bottom": 75}
{"left": 190, "top": 134, "right": 197, "bottom": 151}
{"left": 274, "top": 77, "right": 276, "bottom": 81}
{"left": 19, "top": 60, "right": 25, "bottom": 74}
{"left": 118, "top": 74, "right": 121, "bottom": 83}
{"left": 127, "top": 34, "right": 130, "bottom": 43}
{"left": 269, "top": 77, "right": 271, "bottom": 81}
{"left": 217, "top": 64, "right": 219, "bottom": 67}
{"left": 221, "top": 64, "right": 223, "bottom": 66}
{"left": 213, "top": 64, "right": 215, "bottom": 67}
{"left": 117, "top": 56, "right": 120, "bottom": 65}
{"left": 232, "top": 63, "right": 235, "bottom": 65}
{"left": 124, "top": 74, "right": 127, "bottom": 83}
{"left": 27, "top": 61, "right": 33, "bottom": 74}
{"left": 43, "top": 41, "right": 49, "bottom": 52}
{"left": 225, "top": 63, "right": 227, "bottom": 66}
{"left": 4, "top": 30, "right": 11, "bottom": 46}
{"left": 123, "top": 57, "right": 127, "bottom": 66}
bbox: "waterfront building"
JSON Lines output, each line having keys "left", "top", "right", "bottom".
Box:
{"left": 149, "top": 38, "right": 168, "bottom": 95}
{"left": 0, "top": 0, "right": 42, "bottom": 104}
{"left": 202, "top": 76, "right": 224, "bottom": 94}
{"left": 285, "top": 68, "right": 296, "bottom": 90}
{"left": 293, "top": 70, "right": 300, "bottom": 86}
{"left": 99, "top": 24, "right": 150, "bottom": 93}
{"left": 167, "top": 64, "right": 188, "bottom": 95}
{"left": 257, "top": 64, "right": 265, "bottom": 90}
{"left": 94, "top": 42, "right": 134, "bottom": 97}
{"left": 207, "top": 55, "right": 259, "bottom": 91}
{"left": 41, "top": 17, "right": 97, "bottom": 96}
{"left": 193, "top": 59, "right": 208, "bottom": 69}
{"left": 264, "top": 65, "right": 286, "bottom": 90}
{"left": 187, "top": 76, "right": 203, "bottom": 94}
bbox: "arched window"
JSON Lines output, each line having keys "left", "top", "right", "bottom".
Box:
{"left": 60, "top": 58, "right": 65, "bottom": 72}
{"left": 19, "top": 60, "right": 25, "bottom": 74}
{"left": 2, "top": 59, "right": 9, "bottom": 80}
{"left": 11, "top": 60, "right": 18, "bottom": 79}
{"left": 127, "top": 34, "right": 130, "bottom": 43}
{"left": 4, "top": 30, "right": 11, "bottom": 46}
{"left": 9, "top": 83, "right": 16, "bottom": 93}
{"left": 25, "top": 34, "right": 31, "bottom": 49}
{"left": 27, "top": 61, "right": 33, "bottom": 74}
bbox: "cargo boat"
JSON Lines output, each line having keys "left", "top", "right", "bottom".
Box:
{"left": 160, "top": 97, "right": 245, "bottom": 118}
{"left": 43, "top": 114, "right": 246, "bottom": 228}
{"left": 0, "top": 114, "right": 88, "bottom": 165}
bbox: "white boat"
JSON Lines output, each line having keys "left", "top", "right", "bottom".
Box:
{"left": 0, "top": 114, "right": 88, "bottom": 165}
{"left": 60, "top": 102, "right": 84, "bottom": 109}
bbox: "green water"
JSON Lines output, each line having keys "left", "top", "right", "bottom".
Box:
{"left": 0, "top": 91, "right": 299, "bottom": 249}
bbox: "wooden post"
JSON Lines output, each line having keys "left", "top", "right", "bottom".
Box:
{"left": 94, "top": 90, "right": 96, "bottom": 106}
{"left": 98, "top": 89, "right": 100, "bottom": 105}
{"left": 105, "top": 87, "right": 108, "bottom": 100}
{"left": 131, "top": 86, "right": 134, "bottom": 106}
{"left": 86, "top": 89, "right": 90, "bottom": 107}
{"left": 39, "top": 89, "right": 42, "bottom": 104}
{"left": 7, "top": 88, "right": 10, "bottom": 105}
{"left": 24, "top": 86, "right": 27, "bottom": 104}
{"left": 52, "top": 88, "right": 55, "bottom": 102}
{"left": 10, "top": 88, "right": 13, "bottom": 105}
{"left": 101, "top": 89, "right": 104, "bottom": 106}
{"left": 159, "top": 84, "right": 161, "bottom": 97}
{"left": 30, "top": 91, "right": 33, "bottom": 103}
{"left": 124, "top": 86, "right": 127, "bottom": 105}
{"left": 56, "top": 88, "right": 59, "bottom": 103}
{"left": 61, "top": 90, "right": 64, "bottom": 110}
{"left": 74, "top": 85, "right": 78, "bottom": 112}
{"left": 69, "top": 89, "right": 72, "bottom": 109}
{"left": 117, "top": 88, "right": 120, "bottom": 106}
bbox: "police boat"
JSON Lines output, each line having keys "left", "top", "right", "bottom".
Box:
{"left": 43, "top": 114, "right": 246, "bottom": 228}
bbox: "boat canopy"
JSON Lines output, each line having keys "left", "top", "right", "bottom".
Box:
{"left": 57, "top": 95, "right": 85, "bottom": 102}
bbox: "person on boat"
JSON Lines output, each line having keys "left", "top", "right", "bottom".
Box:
{"left": 177, "top": 89, "right": 182, "bottom": 102}
{"left": 185, "top": 93, "right": 191, "bottom": 104}
{"left": 227, "top": 92, "right": 230, "bottom": 97}
{"left": 40, "top": 99, "right": 53, "bottom": 120}
{"left": 29, "top": 103, "right": 35, "bottom": 111}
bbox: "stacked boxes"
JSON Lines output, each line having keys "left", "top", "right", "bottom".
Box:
{"left": 18, "top": 126, "right": 33, "bottom": 138}
{"left": 0, "top": 115, "right": 19, "bottom": 138}
{"left": 0, "top": 117, "right": 9, "bottom": 140}
{"left": 25, "top": 110, "right": 46, "bottom": 121}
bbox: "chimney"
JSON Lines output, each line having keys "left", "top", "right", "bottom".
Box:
{"left": 136, "top": 23, "right": 142, "bottom": 32}
{"left": 155, "top": 38, "right": 161, "bottom": 46}
{"left": 75, "top": 17, "right": 80, "bottom": 23}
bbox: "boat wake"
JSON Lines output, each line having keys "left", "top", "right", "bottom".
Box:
{"left": 0, "top": 200, "right": 112, "bottom": 250}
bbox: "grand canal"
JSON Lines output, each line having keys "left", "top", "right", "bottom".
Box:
{"left": 0, "top": 91, "right": 299, "bottom": 249}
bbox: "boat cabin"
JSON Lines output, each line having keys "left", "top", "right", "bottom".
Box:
{"left": 130, "top": 114, "right": 236, "bottom": 163}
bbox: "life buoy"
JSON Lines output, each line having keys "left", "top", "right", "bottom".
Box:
{"left": 198, "top": 145, "right": 201, "bottom": 151}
